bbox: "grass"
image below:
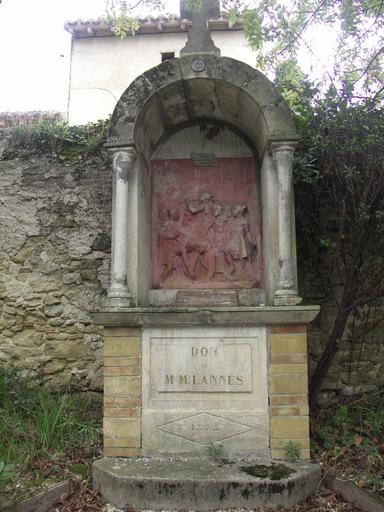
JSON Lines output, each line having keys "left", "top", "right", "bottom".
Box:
{"left": 0, "top": 367, "right": 101, "bottom": 504}
{"left": 312, "top": 390, "right": 384, "bottom": 497}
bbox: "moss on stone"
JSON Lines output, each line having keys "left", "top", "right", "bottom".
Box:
{"left": 239, "top": 463, "right": 296, "bottom": 480}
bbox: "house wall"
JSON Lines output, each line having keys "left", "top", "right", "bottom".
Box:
{"left": 67, "top": 31, "right": 256, "bottom": 125}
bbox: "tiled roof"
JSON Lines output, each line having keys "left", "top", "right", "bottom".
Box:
{"left": 64, "top": 14, "right": 243, "bottom": 38}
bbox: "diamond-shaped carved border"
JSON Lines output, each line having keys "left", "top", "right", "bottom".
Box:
{"left": 157, "top": 412, "right": 255, "bottom": 445}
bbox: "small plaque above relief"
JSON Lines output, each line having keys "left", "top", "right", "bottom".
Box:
{"left": 151, "top": 158, "right": 263, "bottom": 290}
{"left": 191, "top": 152, "right": 217, "bottom": 167}
{"left": 175, "top": 289, "right": 237, "bottom": 307}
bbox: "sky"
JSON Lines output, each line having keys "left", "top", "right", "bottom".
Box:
{"left": 0, "top": 1, "right": 97, "bottom": 112}
{"left": 0, "top": 0, "right": 337, "bottom": 114}
{"left": 0, "top": 0, "right": 178, "bottom": 113}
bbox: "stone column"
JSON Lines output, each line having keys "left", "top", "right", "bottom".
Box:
{"left": 272, "top": 142, "right": 301, "bottom": 306}
{"left": 106, "top": 147, "right": 136, "bottom": 307}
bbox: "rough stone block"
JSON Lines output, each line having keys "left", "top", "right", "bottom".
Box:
{"left": 104, "top": 356, "right": 140, "bottom": 367}
{"left": 30, "top": 280, "right": 59, "bottom": 292}
{"left": 104, "top": 366, "right": 140, "bottom": 376}
{"left": 270, "top": 325, "right": 306, "bottom": 334}
{"left": 271, "top": 354, "right": 307, "bottom": 364}
{"left": 270, "top": 334, "right": 307, "bottom": 354}
{"left": 104, "top": 376, "right": 141, "bottom": 397}
{"left": 270, "top": 364, "right": 307, "bottom": 374}
{"left": 104, "top": 437, "right": 140, "bottom": 448}
{"left": 103, "top": 447, "right": 141, "bottom": 457}
{"left": 104, "top": 338, "right": 140, "bottom": 357}
{"left": 175, "top": 290, "right": 237, "bottom": 307}
{"left": 48, "top": 339, "right": 91, "bottom": 360}
{"left": 270, "top": 438, "right": 310, "bottom": 449}
{"left": 104, "top": 397, "right": 141, "bottom": 407}
{"left": 270, "top": 394, "right": 307, "bottom": 406}
{"left": 104, "top": 327, "right": 141, "bottom": 337}
{"left": 104, "top": 418, "right": 140, "bottom": 446}
{"left": 270, "top": 416, "right": 309, "bottom": 439}
{"left": 270, "top": 405, "right": 309, "bottom": 416}
{"left": 270, "top": 374, "right": 308, "bottom": 395}
{"left": 104, "top": 407, "right": 140, "bottom": 417}
{"left": 0, "top": 259, "right": 10, "bottom": 271}
{"left": 272, "top": 448, "right": 310, "bottom": 460}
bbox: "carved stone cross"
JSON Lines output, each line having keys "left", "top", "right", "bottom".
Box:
{"left": 180, "top": 0, "right": 221, "bottom": 56}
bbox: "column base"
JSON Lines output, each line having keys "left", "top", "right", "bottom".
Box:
{"left": 102, "top": 296, "right": 132, "bottom": 309}
{"left": 274, "top": 289, "right": 302, "bottom": 306}
{"left": 103, "top": 287, "right": 133, "bottom": 309}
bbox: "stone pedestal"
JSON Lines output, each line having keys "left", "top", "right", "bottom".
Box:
{"left": 95, "top": 306, "right": 319, "bottom": 461}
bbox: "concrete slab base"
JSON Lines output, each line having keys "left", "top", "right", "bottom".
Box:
{"left": 93, "top": 457, "right": 321, "bottom": 511}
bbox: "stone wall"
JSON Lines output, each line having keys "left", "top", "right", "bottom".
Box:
{"left": 0, "top": 152, "right": 383, "bottom": 396}
{"left": 0, "top": 111, "right": 62, "bottom": 128}
{"left": 0, "top": 155, "right": 111, "bottom": 390}
{"left": 306, "top": 298, "right": 384, "bottom": 399}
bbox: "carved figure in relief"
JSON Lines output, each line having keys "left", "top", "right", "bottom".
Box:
{"left": 157, "top": 209, "right": 194, "bottom": 284}
{"left": 156, "top": 192, "right": 257, "bottom": 286}
{"left": 227, "top": 204, "right": 257, "bottom": 273}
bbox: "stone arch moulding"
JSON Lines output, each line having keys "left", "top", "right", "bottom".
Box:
{"left": 107, "top": 55, "right": 298, "bottom": 158}
{"left": 105, "top": 54, "right": 301, "bottom": 308}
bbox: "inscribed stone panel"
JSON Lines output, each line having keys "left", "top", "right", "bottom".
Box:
{"left": 141, "top": 326, "right": 269, "bottom": 458}
{"left": 151, "top": 337, "right": 252, "bottom": 393}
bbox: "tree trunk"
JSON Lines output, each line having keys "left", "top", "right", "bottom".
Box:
{"left": 309, "top": 306, "right": 351, "bottom": 409}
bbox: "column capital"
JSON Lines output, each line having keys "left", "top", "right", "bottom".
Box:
{"left": 110, "top": 146, "right": 137, "bottom": 183}
{"left": 270, "top": 141, "right": 297, "bottom": 156}
{"left": 110, "top": 145, "right": 138, "bottom": 162}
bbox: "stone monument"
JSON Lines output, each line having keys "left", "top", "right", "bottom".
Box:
{"left": 93, "top": 0, "right": 320, "bottom": 508}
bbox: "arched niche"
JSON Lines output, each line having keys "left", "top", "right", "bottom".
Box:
{"left": 149, "top": 121, "right": 263, "bottom": 306}
{"left": 108, "top": 55, "right": 297, "bottom": 156}
{"left": 106, "top": 54, "right": 300, "bottom": 307}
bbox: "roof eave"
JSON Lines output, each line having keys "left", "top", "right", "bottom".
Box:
{"left": 64, "top": 18, "right": 244, "bottom": 38}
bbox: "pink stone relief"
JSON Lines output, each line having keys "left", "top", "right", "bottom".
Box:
{"left": 151, "top": 158, "right": 263, "bottom": 289}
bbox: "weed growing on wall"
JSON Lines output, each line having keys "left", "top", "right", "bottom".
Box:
{"left": 284, "top": 441, "right": 302, "bottom": 463}
{"left": 0, "top": 118, "right": 109, "bottom": 161}
{"left": 207, "top": 442, "right": 225, "bottom": 460}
